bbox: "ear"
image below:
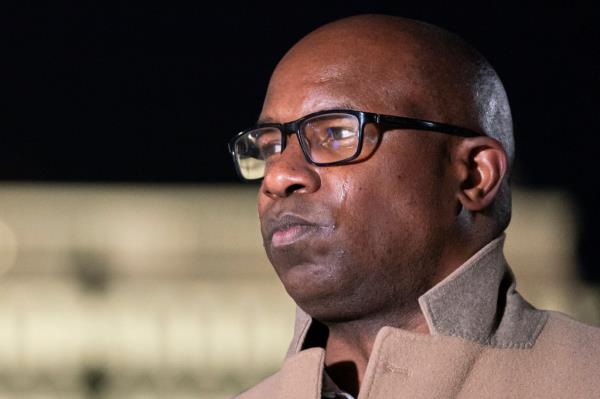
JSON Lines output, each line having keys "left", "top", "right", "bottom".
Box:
{"left": 454, "top": 137, "right": 508, "bottom": 212}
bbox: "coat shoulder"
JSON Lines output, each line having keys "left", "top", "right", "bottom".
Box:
{"left": 233, "top": 371, "right": 280, "bottom": 399}
{"left": 543, "top": 310, "right": 600, "bottom": 347}
{"left": 458, "top": 311, "right": 600, "bottom": 398}
{"left": 537, "top": 310, "right": 600, "bottom": 368}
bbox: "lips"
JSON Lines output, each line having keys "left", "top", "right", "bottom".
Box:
{"left": 264, "top": 214, "right": 334, "bottom": 248}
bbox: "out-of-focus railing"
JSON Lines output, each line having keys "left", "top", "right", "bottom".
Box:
{"left": 0, "top": 184, "right": 596, "bottom": 399}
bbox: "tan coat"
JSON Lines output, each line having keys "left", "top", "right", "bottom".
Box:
{"left": 235, "top": 235, "right": 600, "bottom": 398}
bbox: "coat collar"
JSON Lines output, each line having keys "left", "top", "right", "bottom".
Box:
{"left": 287, "top": 233, "right": 547, "bottom": 357}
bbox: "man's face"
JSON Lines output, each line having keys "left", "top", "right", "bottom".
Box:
{"left": 257, "top": 56, "right": 458, "bottom": 322}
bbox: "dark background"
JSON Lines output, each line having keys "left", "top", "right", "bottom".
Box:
{"left": 3, "top": 2, "right": 599, "bottom": 280}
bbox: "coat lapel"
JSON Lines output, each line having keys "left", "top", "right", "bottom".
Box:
{"left": 359, "top": 327, "right": 484, "bottom": 399}
{"left": 279, "top": 347, "right": 326, "bottom": 399}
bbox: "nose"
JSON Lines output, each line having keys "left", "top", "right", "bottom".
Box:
{"left": 260, "top": 135, "right": 321, "bottom": 198}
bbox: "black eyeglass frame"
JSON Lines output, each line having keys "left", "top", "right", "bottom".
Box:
{"left": 228, "top": 109, "right": 483, "bottom": 181}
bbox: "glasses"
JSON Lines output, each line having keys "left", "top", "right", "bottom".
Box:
{"left": 228, "top": 109, "right": 483, "bottom": 181}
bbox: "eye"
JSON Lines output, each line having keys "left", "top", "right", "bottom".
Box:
{"left": 321, "top": 126, "right": 358, "bottom": 149}
{"left": 257, "top": 139, "right": 281, "bottom": 159}
{"left": 329, "top": 127, "right": 355, "bottom": 139}
{"left": 252, "top": 128, "right": 282, "bottom": 160}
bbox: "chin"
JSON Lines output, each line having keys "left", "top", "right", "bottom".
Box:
{"left": 281, "top": 262, "right": 338, "bottom": 294}
{"left": 280, "top": 263, "right": 364, "bottom": 322}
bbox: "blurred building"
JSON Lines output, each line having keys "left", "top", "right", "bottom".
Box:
{"left": 0, "top": 184, "right": 597, "bottom": 399}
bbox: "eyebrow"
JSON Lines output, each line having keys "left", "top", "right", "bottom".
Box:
{"left": 256, "top": 116, "right": 276, "bottom": 124}
{"left": 256, "top": 102, "right": 360, "bottom": 125}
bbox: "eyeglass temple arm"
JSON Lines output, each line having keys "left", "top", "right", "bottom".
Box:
{"left": 375, "top": 114, "right": 483, "bottom": 137}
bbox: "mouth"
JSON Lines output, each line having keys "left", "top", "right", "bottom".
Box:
{"left": 266, "top": 214, "right": 334, "bottom": 248}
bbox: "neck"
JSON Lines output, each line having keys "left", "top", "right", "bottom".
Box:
{"left": 290, "top": 233, "right": 506, "bottom": 396}
{"left": 320, "top": 306, "right": 429, "bottom": 396}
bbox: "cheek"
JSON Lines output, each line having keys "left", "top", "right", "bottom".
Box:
{"left": 335, "top": 160, "right": 450, "bottom": 254}
{"left": 333, "top": 178, "right": 398, "bottom": 264}
{"left": 257, "top": 190, "right": 267, "bottom": 218}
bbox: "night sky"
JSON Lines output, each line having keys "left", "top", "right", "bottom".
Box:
{"left": 3, "top": 2, "right": 599, "bottom": 277}
{"left": 4, "top": 2, "right": 597, "bottom": 183}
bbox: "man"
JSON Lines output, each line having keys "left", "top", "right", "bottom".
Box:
{"left": 228, "top": 14, "right": 600, "bottom": 398}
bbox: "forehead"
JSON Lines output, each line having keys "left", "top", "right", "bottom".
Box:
{"left": 260, "top": 77, "right": 418, "bottom": 126}
{"left": 259, "top": 51, "right": 437, "bottom": 125}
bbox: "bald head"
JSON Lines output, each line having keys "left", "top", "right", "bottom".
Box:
{"left": 266, "top": 14, "right": 513, "bottom": 162}
{"left": 263, "top": 14, "right": 513, "bottom": 231}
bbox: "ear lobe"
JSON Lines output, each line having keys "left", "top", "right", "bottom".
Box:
{"left": 456, "top": 138, "right": 508, "bottom": 212}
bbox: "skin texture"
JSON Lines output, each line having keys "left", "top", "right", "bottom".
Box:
{"left": 256, "top": 15, "right": 511, "bottom": 395}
